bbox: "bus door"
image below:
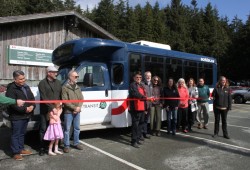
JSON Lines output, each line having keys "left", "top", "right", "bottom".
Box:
{"left": 76, "top": 63, "right": 111, "bottom": 125}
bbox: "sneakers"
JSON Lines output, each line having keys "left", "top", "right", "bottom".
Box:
{"left": 74, "top": 144, "right": 83, "bottom": 150}
{"left": 137, "top": 141, "right": 143, "bottom": 145}
{"left": 131, "top": 143, "right": 140, "bottom": 148}
{"left": 20, "top": 149, "right": 32, "bottom": 156}
{"left": 39, "top": 149, "right": 45, "bottom": 156}
{"left": 203, "top": 126, "right": 208, "bottom": 129}
{"left": 143, "top": 134, "right": 151, "bottom": 139}
{"left": 197, "top": 124, "right": 202, "bottom": 129}
{"left": 63, "top": 147, "right": 70, "bottom": 153}
{"left": 156, "top": 131, "right": 161, "bottom": 136}
{"left": 212, "top": 134, "right": 218, "bottom": 138}
{"left": 223, "top": 135, "right": 230, "bottom": 139}
{"left": 13, "top": 154, "right": 23, "bottom": 161}
{"left": 183, "top": 129, "right": 188, "bottom": 133}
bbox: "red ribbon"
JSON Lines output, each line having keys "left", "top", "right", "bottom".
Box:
{"left": 25, "top": 97, "right": 201, "bottom": 104}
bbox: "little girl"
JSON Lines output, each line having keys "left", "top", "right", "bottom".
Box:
{"left": 44, "top": 102, "right": 64, "bottom": 155}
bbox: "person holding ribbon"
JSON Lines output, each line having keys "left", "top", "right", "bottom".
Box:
{"left": 150, "top": 75, "right": 163, "bottom": 136}
{"left": 6, "top": 70, "right": 35, "bottom": 161}
{"left": 0, "top": 95, "right": 25, "bottom": 106}
{"left": 128, "top": 71, "right": 147, "bottom": 148}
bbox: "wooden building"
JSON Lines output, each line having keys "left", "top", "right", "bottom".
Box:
{"left": 0, "top": 11, "right": 119, "bottom": 86}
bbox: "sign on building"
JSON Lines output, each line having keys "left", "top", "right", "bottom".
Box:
{"left": 7, "top": 45, "right": 53, "bottom": 66}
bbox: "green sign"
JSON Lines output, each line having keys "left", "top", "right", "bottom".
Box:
{"left": 8, "top": 45, "right": 53, "bottom": 66}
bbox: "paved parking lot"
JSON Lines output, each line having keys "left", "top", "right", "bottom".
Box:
{"left": 1, "top": 103, "right": 250, "bottom": 170}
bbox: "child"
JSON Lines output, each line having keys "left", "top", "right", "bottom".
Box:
{"left": 44, "top": 102, "right": 64, "bottom": 156}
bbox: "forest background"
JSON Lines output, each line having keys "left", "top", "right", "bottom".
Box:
{"left": 1, "top": 0, "right": 250, "bottom": 82}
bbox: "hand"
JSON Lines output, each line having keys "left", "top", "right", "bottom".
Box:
{"left": 74, "top": 107, "right": 81, "bottom": 113}
{"left": 16, "top": 99, "right": 25, "bottom": 107}
{"left": 26, "top": 105, "right": 34, "bottom": 113}
{"left": 166, "top": 106, "right": 169, "bottom": 111}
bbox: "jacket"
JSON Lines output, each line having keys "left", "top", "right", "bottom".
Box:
{"left": 128, "top": 82, "right": 147, "bottom": 112}
{"left": 38, "top": 78, "right": 62, "bottom": 115}
{"left": 212, "top": 87, "right": 232, "bottom": 110}
{"left": 143, "top": 81, "right": 153, "bottom": 109}
{"left": 152, "top": 85, "right": 163, "bottom": 106}
{"left": 6, "top": 82, "right": 36, "bottom": 120}
{"left": 61, "top": 83, "right": 84, "bottom": 114}
{"left": 0, "top": 95, "right": 16, "bottom": 105}
{"left": 163, "top": 86, "right": 180, "bottom": 109}
{"left": 177, "top": 86, "right": 189, "bottom": 108}
{"left": 197, "top": 84, "right": 210, "bottom": 103}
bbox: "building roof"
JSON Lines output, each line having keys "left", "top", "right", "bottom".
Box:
{"left": 0, "top": 10, "right": 119, "bottom": 41}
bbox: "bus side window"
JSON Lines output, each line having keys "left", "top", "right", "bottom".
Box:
{"left": 112, "top": 63, "right": 124, "bottom": 85}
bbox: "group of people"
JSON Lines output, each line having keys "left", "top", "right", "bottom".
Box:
{"left": 128, "top": 71, "right": 232, "bottom": 148}
{"left": 1, "top": 67, "right": 232, "bottom": 158}
{"left": 3, "top": 66, "right": 84, "bottom": 161}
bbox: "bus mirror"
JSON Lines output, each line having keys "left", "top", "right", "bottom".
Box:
{"left": 83, "top": 73, "right": 93, "bottom": 87}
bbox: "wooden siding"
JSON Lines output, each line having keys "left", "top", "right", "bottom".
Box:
{"left": 0, "top": 15, "right": 112, "bottom": 85}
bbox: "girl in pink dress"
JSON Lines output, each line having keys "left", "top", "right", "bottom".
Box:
{"left": 44, "top": 102, "right": 64, "bottom": 156}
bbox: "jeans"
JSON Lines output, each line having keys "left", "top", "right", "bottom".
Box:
{"left": 11, "top": 119, "right": 29, "bottom": 154}
{"left": 64, "top": 113, "right": 80, "bottom": 147}
{"left": 167, "top": 108, "right": 177, "bottom": 133}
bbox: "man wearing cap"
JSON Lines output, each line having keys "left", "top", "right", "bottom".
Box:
{"left": 38, "top": 66, "right": 62, "bottom": 156}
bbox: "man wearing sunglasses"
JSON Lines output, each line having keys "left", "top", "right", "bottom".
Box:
{"left": 128, "top": 71, "right": 147, "bottom": 148}
{"left": 62, "top": 70, "right": 84, "bottom": 153}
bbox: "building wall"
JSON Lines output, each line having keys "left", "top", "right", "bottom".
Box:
{"left": 0, "top": 16, "right": 101, "bottom": 86}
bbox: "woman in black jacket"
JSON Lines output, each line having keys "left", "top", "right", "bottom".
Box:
{"left": 6, "top": 70, "right": 36, "bottom": 160}
{"left": 212, "top": 76, "right": 232, "bottom": 139}
{"left": 163, "top": 78, "right": 180, "bottom": 135}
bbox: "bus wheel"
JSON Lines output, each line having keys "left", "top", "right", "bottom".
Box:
{"left": 234, "top": 96, "right": 243, "bottom": 104}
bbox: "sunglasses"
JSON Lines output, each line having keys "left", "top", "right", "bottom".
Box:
{"left": 136, "top": 76, "right": 142, "bottom": 79}
{"left": 74, "top": 76, "right": 79, "bottom": 78}
{"left": 154, "top": 79, "right": 159, "bottom": 82}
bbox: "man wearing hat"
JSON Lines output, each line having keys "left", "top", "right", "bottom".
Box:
{"left": 38, "top": 66, "right": 62, "bottom": 156}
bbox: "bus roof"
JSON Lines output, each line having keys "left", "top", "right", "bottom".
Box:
{"left": 52, "top": 38, "right": 217, "bottom": 65}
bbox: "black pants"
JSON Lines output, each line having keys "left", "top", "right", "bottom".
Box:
{"left": 177, "top": 108, "right": 188, "bottom": 130}
{"left": 39, "top": 114, "right": 49, "bottom": 149}
{"left": 214, "top": 108, "right": 228, "bottom": 135}
{"left": 130, "top": 111, "right": 144, "bottom": 144}
{"left": 142, "top": 109, "right": 150, "bottom": 135}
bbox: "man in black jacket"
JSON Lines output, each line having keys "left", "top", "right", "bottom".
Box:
{"left": 38, "top": 66, "right": 62, "bottom": 156}
{"left": 6, "top": 70, "right": 36, "bottom": 161}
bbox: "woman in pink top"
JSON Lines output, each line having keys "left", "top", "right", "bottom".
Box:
{"left": 44, "top": 102, "right": 64, "bottom": 156}
{"left": 177, "top": 78, "right": 189, "bottom": 133}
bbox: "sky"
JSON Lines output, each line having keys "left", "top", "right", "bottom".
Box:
{"left": 76, "top": 0, "right": 250, "bottom": 23}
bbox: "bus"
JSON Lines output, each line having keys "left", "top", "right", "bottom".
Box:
{"left": 51, "top": 38, "right": 217, "bottom": 131}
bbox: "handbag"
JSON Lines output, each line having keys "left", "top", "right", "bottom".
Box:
{"left": 191, "top": 103, "right": 198, "bottom": 112}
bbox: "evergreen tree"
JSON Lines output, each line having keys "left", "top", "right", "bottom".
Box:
{"left": 138, "top": 2, "right": 154, "bottom": 41}
{"left": 94, "top": 0, "right": 116, "bottom": 34}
